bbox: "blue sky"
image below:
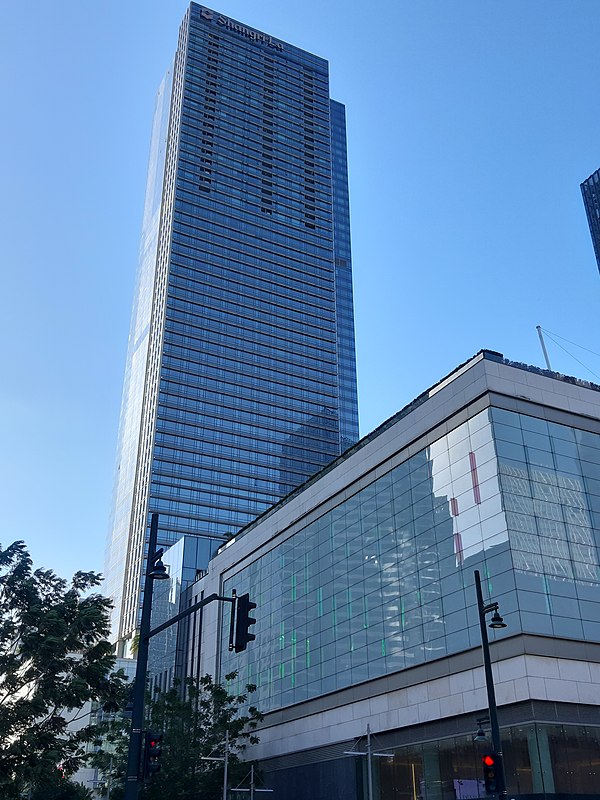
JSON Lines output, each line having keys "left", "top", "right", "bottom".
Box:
{"left": 1, "top": 0, "right": 600, "bottom": 579}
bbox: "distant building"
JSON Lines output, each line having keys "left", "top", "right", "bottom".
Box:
{"left": 105, "top": 3, "right": 358, "bottom": 656}
{"left": 69, "top": 658, "right": 137, "bottom": 794}
{"left": 182, "top": 351, "right": 600, "bottom": 800}
{"left": 580, "top": 168, "right": 600, "bottom": 273}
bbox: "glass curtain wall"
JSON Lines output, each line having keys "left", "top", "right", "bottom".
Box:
{"left": 492, "top": 407, "right": 600, "bottom": 639}
{"left": 221, "top": 406, "right": 600, "bottom": 712}
{"left": 221, "top": 409, "right": 505, "bottom": 710}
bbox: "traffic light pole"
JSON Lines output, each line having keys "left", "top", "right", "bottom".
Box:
{"left": 474, "top": 570, "right": 507, "bottom": 800}
{"left": 123, "top": 514, "right": 237, "bottom": 800}
{"left": 124, "top": 514, "right": 160, "bottom": 800}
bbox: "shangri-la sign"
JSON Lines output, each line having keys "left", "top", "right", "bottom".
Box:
{"left": 201, "top": 7, "right": 284, "bottom": 51}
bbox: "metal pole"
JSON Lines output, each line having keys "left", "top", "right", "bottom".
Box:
{"left": 536, "top": 326, "right": 552, "bottom": 371}
{"left": 474, "top": 570, "right": 507, "bottom": 799}
{"left": 124, "top": 513, "right": 160, "bottom": 800}
{"left": 366, "top": 724, "right": 373, "bottom": 800}
{"left": 223, "top": 729, "right": 229, "bottom": 800}
{"left": 106, "top": 755, "right": 112, "bottom": 800}
{"left": 250, "top": 764, "right": 255, "bottom": 800}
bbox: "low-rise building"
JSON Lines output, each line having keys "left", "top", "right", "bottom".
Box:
{"left": 179, "top": 351, "right": 600, "bottom": 800}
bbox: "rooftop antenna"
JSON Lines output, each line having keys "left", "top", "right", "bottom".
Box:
{"left": 536, "top": 325, "right": 552, "bottom": 371}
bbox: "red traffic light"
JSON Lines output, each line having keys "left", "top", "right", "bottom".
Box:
{"left": 144, "top": 731, "right": 163, "bottom": 779}
{"left": 482, "top": 752, "right": 501, "bottom": 795}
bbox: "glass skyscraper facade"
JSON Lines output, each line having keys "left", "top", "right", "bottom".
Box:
{"left": 105, "top": 3, "right": 359, "bottom": 650}
{"left": 580, "top": 168, "right": 600, "bottom": 274}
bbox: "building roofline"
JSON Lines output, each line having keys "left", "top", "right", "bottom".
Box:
{"left": 217, "top": 349, "right": 600, "bottom": 555}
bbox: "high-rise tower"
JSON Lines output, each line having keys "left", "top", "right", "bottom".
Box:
{"left": 105, "top": 3, "right": 359, "bottom": 652}
{"left": 581, "top": 168, "right": 600, "bottom": 274}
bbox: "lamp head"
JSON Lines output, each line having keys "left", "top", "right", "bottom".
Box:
{"left": 473, "top": 727, "right": 487, "bottom": 742}
{"left": 150, "top": 558, "right": 169, "bottom": 580}
{"left": 489, "top": 610, "right": 507, "bottom": 629}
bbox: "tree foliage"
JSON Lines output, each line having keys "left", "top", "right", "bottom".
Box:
{"left": 93, "top": 673, "right": 264, "bottom": 800}
{"left": 30, "top": 773, "right": 94, "bottom": 800}
{"left": 0, "top": 540, "right": 127, "bottom": 798}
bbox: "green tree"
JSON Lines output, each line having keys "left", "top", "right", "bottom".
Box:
{"left": 30, "top": 772, "right": 94, "bottom": 800}
{"left": 93, "top": 673, "right": 263, "bottom": 800}
{"left": 0, "top": 541, "right": 127, "bottom": 798}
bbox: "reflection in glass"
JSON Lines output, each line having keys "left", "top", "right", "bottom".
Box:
{"left": 222, "top": 410, "right": 504, "bottom": 710}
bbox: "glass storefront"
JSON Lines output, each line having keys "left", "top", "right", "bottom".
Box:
{"left": 370, "top": 724, "right": 600, "bottom": 800}
{"left": 261, "top": 723, "right": 600, "bottom": 800}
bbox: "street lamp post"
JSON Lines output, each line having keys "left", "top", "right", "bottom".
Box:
{"left": 344, "top": 724, "right": 394, "bottom": 800}
{"left": 121, "top": 513, "right": 240, "bottom": 800}
{"left": 123, "top": 513, "right": 169, "bottom": 800}
{"left": 474, "top": 569, "right": 508, "bottom": 800}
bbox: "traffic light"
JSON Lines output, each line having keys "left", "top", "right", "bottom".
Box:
{"left": 482, "top": 752, "right": 502, "bottom": 795}
{"left": 234, "top": 593, "right": 257, "bottom": 653}
{"left": 144, "top": 731, "right": 163, "bottom": 778}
